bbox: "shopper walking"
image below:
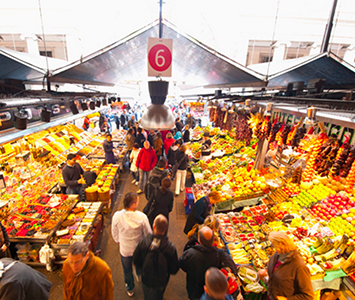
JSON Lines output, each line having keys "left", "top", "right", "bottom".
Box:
{"left": 180, "top": 226, "right": 237, "bottom": 300}
{"left": 103, "top": 133, "right": 116, "bottom": 164}
{"left": 133, "top": 215, "right": 179, "bottom": 300}
{"left": 153, "top": 132, "right": 163, "bottom": 160}
{"left": 145, "top": 157, "right": 169, "bottom": 201}
{"left": 63, "top": 242, "right": 114, "bottom": 300}
{"left": 136, "top": 141, "right": 157, "bottom": 194}
{"left": 62, "top": 153, "right": 85, "bottom": 200}
{"left": 114, "top": 113, "right": 120, "bottom": 130}
{"left": 163, "top": 132, "right": 175, "bottom": 156}
{"left": 175, "top": 117, "right": 183, "bottom": 132}
{"left": 121, "top": 111, "right": 128, "bottom": 129}
{"left": 183, "top": 125, "right": 191, "bottom": 143}
{"left": 174, "top": 144, "right": 189, "bottom": 196}
{"left": 201, "top": 267, "right": 233, "bottom": 300}
{"left": 127, "top": 115, "right": 135, "bottom": 129}
{"left": 167, "top": 140, "right": 180, "bottom": 169}
{"left": 146, "top": 177, "right": 174, "bottom": 228}
{"left": 148, "top": 130, "right": 155, "bottom": 147}
{"left": 135, "top": 127, "right": 146, "bottom": 148}
{"left": 130, "top": 143, "right": 141, "bottom": 185}
{"left": 258, "top": 231, "right": 313, "bottom": 300}
{"left": 125, "top": 128, "right": 135, "bottom": 153}
{"left": 111, "top": 192, "right": 152, "bottom": 297}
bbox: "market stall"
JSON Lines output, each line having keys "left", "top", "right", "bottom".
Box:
{"left": 186, "top": 102, "right": 355, "bottom": 299}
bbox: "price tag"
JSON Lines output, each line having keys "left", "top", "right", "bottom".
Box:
{"left": 147, "top": 37, "right": 173, "bottom": 77}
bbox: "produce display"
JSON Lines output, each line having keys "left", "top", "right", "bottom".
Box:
{"left": 2, "top": 194, "right": 78, "bottom": 240}
{"left": 51, "top": 201, "right": 102, "bottom": 245}
{"left": 195, "top": 106, "right": 355, "bottom": 295}
{"left": 85, "top": 164, "right": 119, "bottom": 194}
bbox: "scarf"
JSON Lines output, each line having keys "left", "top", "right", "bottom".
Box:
{"left": 277, "top": 250, "right": 295, "bottom": 264}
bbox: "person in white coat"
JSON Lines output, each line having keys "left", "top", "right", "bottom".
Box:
{"left": 111, "top": 192, "right": 152, "bottom": 297}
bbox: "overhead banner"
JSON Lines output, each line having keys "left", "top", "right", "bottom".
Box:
{"left": 147, "top": 37, "right": 173, "bottom": 77}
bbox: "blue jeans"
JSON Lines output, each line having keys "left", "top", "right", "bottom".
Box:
{"left": 139, "top": 169, "right": 150, "bottom": 191}
{"left": 66, "top": 186, "right": 83, "bottom": 201}
{"left": 142, "top": 283, "right": 166, "bottom": 300}
{"left": 120, "top": 255, "right": 141, "bottom": 291}
{"left": 121, "top": 255, "right": 134, "bottom": 291}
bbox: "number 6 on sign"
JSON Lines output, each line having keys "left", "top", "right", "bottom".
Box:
{"left": 148, "top": 37, "right": 173, "bottom": 77}
{"left": 156, "top": 49, "right": 166, "bottom": 67}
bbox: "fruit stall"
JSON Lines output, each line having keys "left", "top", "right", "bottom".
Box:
{"left": 187, "top": 103, "right": 355, "bottom": 298}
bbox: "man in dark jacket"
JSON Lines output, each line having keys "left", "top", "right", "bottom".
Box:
{"left": 62, "top": 153, "right": 85, "bottom": 200}
{"left": 133, "top": 215, "right": 179, "bottom": 300}
{"left": 175, "top": 117, "right": 183, "bottom": 132}
{"left": 120, "top": 112, "right": 127, "bottom": 129}
{"left": 0, "top": 257, "right": 52, "bottom": 300}
{"left": 180, "top": 227, "right": 237, "bottom": 300}
{"left": 135, "top": 127, "right": 146, "bottom": 148}
{"left": 183, "top": 125, "right": 190, "bottom": 143}
{"left": 145, "top": 158, "right": 169, "bottom": 201}
{"left": 201, "top": 131, "right": 212, "bottom": 160}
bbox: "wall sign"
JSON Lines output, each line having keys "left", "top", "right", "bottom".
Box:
{"left": 148, "top": 37, "right": 173, "bottom": 77}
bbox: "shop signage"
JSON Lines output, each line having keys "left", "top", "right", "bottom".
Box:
{"left": 147, "top": 37, "right": 173, "bottom": 77}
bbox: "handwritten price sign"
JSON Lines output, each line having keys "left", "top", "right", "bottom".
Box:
{"left": 148, "top": 37, "right": 173, "bottom": 77}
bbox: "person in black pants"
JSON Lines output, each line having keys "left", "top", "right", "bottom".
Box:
{"left": 62, "top": 153, "right": 85, "bottom": 200}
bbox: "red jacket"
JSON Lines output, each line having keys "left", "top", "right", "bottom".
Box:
{"left": 164, "top": 138, "right": 175, "bottom": 155}
{"left": 136, "top": 147, "right": 157, "bottom": 172}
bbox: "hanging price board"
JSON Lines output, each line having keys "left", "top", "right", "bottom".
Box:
{"left": 147, "top": 37, "right": 173, "bottom": 77}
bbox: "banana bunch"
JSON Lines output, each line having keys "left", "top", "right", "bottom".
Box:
{"left": 229, "top": 248, "right": 251, "bottom": 265}
{"left": 315, "top": 238, "right": 334, "bottom": 255}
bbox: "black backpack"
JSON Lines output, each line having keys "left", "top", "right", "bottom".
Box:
{"left": 145, "top": 171, "right": 166, "bottom": 201}
{"left": 141, "top": 238, "right": 169, "bottom": 288}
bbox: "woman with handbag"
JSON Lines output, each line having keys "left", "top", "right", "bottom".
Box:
{"left": 144, "top": 178, "right": 174, "bottom": 230}
{"left": 174, "top": 144, "right": 189, "bottom": 197}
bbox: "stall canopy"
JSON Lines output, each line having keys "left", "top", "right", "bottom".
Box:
{"left": 50, "top": 20, "right": 266, "bottom": 89}
{"left": 0, "top": 47, "right": 67, "bottom": 82}
{"left": 249, "top": 52, "right": 355, "bottom": 89}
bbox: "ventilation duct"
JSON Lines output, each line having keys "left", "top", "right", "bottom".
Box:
{"left": 141, "top": 81, "right": 175, "bottom": 130}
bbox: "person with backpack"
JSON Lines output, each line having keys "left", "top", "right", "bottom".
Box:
{"left": 145, "top": 157, "right": 169, "bottom": 201}
{"left": 179, "top": 227, "right": 237, "bottom": 300}
{"left": 133, "top": 215, "right": 179, "bottom": 300}
{"left": 146, "top": 177, "right": 174, "bottom": 229}
{"left": 167, "top": 140, "right": 182, "bottom": 170}
{"left": 174, "top": 144, "right": 189, "bottom": 196}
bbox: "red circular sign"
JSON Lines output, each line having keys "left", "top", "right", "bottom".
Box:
{"left": 148, "top": 44, "right": 172, "bottom": 72}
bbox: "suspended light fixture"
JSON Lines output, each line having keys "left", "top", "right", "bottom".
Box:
{"left": 96, "top": 100, "right": 101, "bottom": 108}
{"left": 81, "top": 101, "right": 88, "bottom": 111}
{"left": 140, "top": 81, "right": 175, "bottom": 130}
{"left": 14, "top": 106, "right": 28, "bottom": 130}
{"left": 41, "top": 104, "right": 52, "bottom": 122}
{"left": 89, "top": 100, "right": 96, "bottom": 110}
{"left": 69, "top": 101, "right": 79, "bottom": 115}
{"left": 102, "top": 98, "right": 107, "bottom": 106}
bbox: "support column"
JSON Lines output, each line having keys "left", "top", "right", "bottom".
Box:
{"left": 343, "top": 45, "right": 355, "bottom": 64}
{"left": 273, "top": 41, "right": 288, "bottom": 62}
{"left": 22, "top": 35, "right": 39, "bottom": 55}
